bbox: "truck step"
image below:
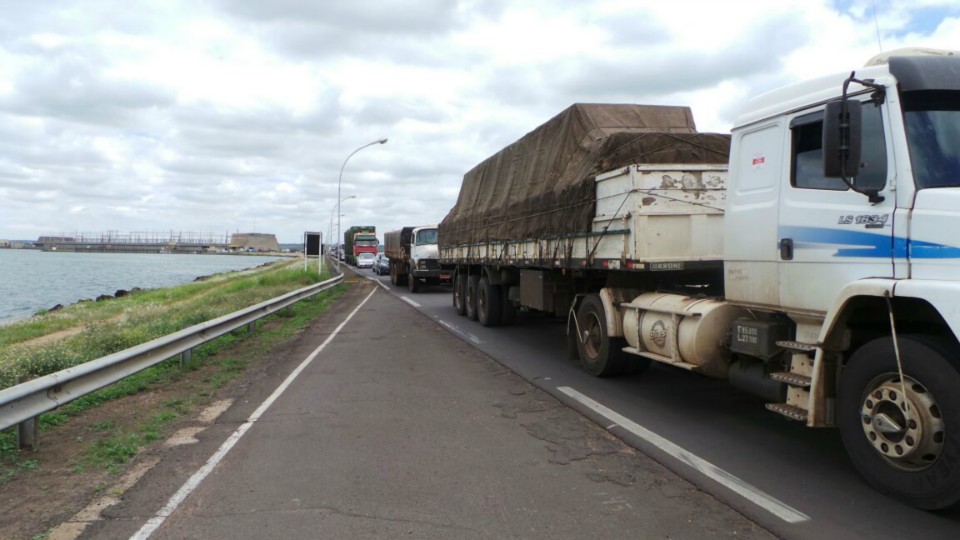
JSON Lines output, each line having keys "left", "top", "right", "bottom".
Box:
{"left": 776, "top": 340, "right": 818, "bottom": 356}
{"left": 769, "top": 372, "right": 812, "bottom": 388}
{"left": 765, "top": 403, "right": 809, "bottom": 423}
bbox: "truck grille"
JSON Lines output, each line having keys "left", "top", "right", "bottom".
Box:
{"left": 419, "top": 259, "right": 440, "bottom": 270}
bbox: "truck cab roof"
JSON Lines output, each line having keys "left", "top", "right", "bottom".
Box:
{"left": 733, "top": 53, "right": 960, "bottom": 130}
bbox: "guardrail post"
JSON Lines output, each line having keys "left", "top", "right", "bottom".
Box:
{"left": 17, "top": 416, "right": 38, "bottom": 451}
{"left": 247, "top": 321, "right": 256, "bottom": 334}
{"left": 180, "top": 348, "right": 193, "bottom": 369}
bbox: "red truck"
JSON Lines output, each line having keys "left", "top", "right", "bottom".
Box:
{"left": 343, "top": 225, "right": 377, "bottom": 266}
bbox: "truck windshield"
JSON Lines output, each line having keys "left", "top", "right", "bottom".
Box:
{"left": 415, "top": 229, "right": 438, "bottom": 245}
{"left": 355, "top": 239, "right": 378, "bottom": 247}
{"left": 902, "top": 91, "right": 960, "bottom": 189}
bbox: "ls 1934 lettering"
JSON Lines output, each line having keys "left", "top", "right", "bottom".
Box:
{"left": 837, "top": 213, "right": 889, "bottom": 229}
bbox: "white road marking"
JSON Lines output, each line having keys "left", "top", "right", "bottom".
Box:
{"left": 557, "top": 386, "right": 810, "bottom": 524}
{"left": 365, "top": 275, "right": 390, "bottom": 290}
{"left": 438, "top": 320, "right": 482, "bottom": 344}
{"left": 131, "top": 287, "right": 380, "bottom": 540}
{"left": 401, "top": 296, "right": 421, "bottom": 308}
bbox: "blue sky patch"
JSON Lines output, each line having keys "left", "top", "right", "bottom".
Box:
{"left": 831, "top": 1, "right": 960, "bottom": 37}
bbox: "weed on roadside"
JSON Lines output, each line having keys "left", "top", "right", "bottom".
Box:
{"left": 0, "top": 264, "right": 342, "bottom": 485}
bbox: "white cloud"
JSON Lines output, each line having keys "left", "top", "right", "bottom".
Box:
{"left": 0, "top": 0, "right": 958, "bottom": 243}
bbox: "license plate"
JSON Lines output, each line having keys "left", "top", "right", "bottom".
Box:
{"left": 440, "top": 273, "right": 451, "bottom": 279}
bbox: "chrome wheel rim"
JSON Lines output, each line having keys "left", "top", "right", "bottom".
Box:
{"left": 582, "top": 312, "right": 602, "bottom": 359}
{"left": 860, "top": 374, "right": 944, "bottom": 471}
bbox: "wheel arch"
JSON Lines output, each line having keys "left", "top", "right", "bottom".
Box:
{"left": 820, "top": 280, "right": 960, "bottom": 362}
{"left": 809, "top": 280, "right": 959, "bottom": 426}
{"left": 597, "top": 288, "right": 645, "bottom": 339}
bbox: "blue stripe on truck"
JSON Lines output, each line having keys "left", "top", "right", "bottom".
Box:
{"left": 778, "top": 226, "right": 960, "bottom": 259}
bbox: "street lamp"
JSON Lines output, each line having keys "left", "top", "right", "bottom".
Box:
{"left": 337, "top": 138, "right": 388, "bottom": 271}
{"left": 329, "top": 195, "right": 355, "bottom": 253}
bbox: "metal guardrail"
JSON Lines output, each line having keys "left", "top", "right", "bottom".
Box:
{"left": 0, "top": 264, "right": 344, "bottom": 443}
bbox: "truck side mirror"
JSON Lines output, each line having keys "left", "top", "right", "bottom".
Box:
{"left": 823, "top": 100, "right": 862, "bottom": 179}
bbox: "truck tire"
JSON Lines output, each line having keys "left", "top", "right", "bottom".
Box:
{"left": 838, "top": 334, "right": 960, "bottom": 510}
{"left": 453, "top": 272, "right": 467, "bottom": 316}
{"left": 477, "top": 276, "right": 501, "bottom": 327}
{"left": 408, "top": 267, "right": 420, "bottom": 293}
{"left": 575, "top": 294, "right": 627, "bottom": 377}
{"left": 465, "top": 274, "right": 480, "bottom": 321}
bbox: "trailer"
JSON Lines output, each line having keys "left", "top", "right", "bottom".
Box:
{"left": 438, "top": 54, "right": 960, "bottom": 510}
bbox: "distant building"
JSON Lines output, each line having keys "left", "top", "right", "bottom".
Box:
{"left": 0, "top": 239, "right": 10, "bottom": 248}
{"left": 230, "top": 233, "right": 280, "bottom": 252}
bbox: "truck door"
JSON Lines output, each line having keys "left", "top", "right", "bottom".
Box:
{"left": 777, "top": 101, "right": 895, "bottom": 313}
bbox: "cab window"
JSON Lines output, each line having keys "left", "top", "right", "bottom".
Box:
{"left": 415, "top": 229, "right": 438, "bottom": 245}
{"left": 790, "top": 103, "right": 887, "bottom": 191}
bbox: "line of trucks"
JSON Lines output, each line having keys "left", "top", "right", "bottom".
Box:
{"left": 355, "top": 51, "right": 960, "bottom": 510}
{"left": 341, "top": 225, "right": 453, "bottom": 290}
{"left": 432, "top": 54, "right": 960, "bottom": 510}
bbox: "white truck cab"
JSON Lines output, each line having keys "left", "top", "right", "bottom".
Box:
{"left": 385, "top": 225, "right": 451, "bottom": 292}
{"left": 723, "top": 53, "right": 960, "bottom": 509}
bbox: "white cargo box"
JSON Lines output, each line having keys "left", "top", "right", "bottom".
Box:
{"left": 593, "top": 164, "right": 727, "bottom": 265}
{"left": 438, "top": 163, "right": 727, "bottom": 271}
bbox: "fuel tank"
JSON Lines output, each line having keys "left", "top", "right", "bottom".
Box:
{"left": 622, "top": 292, "right": 750, "bottom": 379}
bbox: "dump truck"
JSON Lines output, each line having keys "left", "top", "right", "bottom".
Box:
{"left": 343, "top": 225, "right": 376, "bottom": 266}
{"left": 384, "top": 225, "right": 451, "bottom": 292}
{"left": 438, "top": 53, "right": 960, "bottom": 510}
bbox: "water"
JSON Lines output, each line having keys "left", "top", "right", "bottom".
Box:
{"left": 0, "top": 250, "right": 284, "bottom": 325}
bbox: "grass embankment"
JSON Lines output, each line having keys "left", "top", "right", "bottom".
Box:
{"left": 0, "top": 258, "right": 343, "bottom": 479}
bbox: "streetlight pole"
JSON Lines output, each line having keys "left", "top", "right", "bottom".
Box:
{"left": 329, "top": 195, "right": 355, "bottom": 254}
{"left": 337, "top": 138, "right": 387, "bottom": 271}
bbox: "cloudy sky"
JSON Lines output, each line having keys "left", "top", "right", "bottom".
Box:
{"left": 1, "top": 0, "right": 958, "bottom": 244}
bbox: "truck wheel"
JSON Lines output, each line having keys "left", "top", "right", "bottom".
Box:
{"left": 408, "top": 268, "right": 420, "bottom": 293}
{"left": 575, "top": 295, "right": 626, "bottom": 377}
{"left": 500, "top": 286, "right": 517, "bottom": 326}
{"left": 838, "top": 335, "right": 960, "bottom": 510}
{"left": 477, "top": 277, "right": 502, "bottom": 327}
{"left": 453, "top": 273, "right": 467, "bottom": 316}
{"left": 465, "top": 274, "right": 480, "bottom": 321}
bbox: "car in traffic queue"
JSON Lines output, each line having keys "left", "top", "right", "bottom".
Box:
{"left": 373, "top": 253, "right": 390, "bottom": 275}
{"left": 356, "top": 252, "right": 376, "bottom": 269}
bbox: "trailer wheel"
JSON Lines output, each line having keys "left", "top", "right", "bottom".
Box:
{"left": 575, "top": 295, "right": 626, "bottom": 377}
{"left": 477, "top": 276, "right": 501, "bottom": 327}
{"left": 453, "top": 272, "right": 467, "bottom": 316}
{"left": 838, "top": 335, "right": 960, "bottom": 510}
{"left": 465, "top": 274, "right": 481, "bottom": 321}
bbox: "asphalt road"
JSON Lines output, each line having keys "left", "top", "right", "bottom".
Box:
{"left": 361, "top": 268, "right": 960, "bottom": 540}
{"left": 78, "top": 273, "right": 775, "bottom": 539}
